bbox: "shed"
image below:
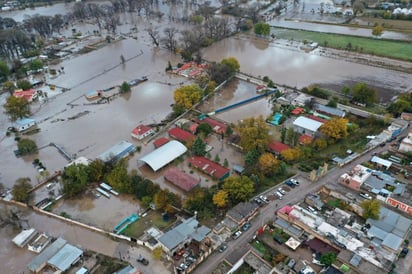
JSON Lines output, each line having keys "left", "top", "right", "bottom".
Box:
{"left": 48, "top": 244, "right": 83, "bottom": 272}
{"left": 28, "top": 238, "right": 67, "bottom": 273}
{"left": 370, "top": 156, "right": 392, "bottom": 169}
{"left": 12, "top": 228, "right": 37, "bottom": 248}
{"left": 98, "top": 141, "right": 136, "bottom": 163}
{"left": 15, "top": 118, "right": 36, "bottom": 132}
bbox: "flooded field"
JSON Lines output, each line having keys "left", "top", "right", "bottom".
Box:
{"left": 202, "top": 34, "right": 412, "bottom": 98}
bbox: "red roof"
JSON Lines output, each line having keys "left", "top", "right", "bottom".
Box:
{"left": 305, "top": 114, "right": 327, "bottom": 123}
{"left": 131, "top": 125, "right": 152, "bottom": 137}
{"left": 168, "top": 127, "right": 195, "bottom": 142}
{"left": 200, "top": 117, "right": 227, "bottom": 134}
{"left": 164, "top": 167, "right": 200, "bottom": 191}
{"left": 291, "top": 107, "right": 304, "bottom": 115}
{"left": 268, "top": 141, "right": 290, "bottom": 154}
{"left": 13, "top": 89, "right": 36, "bottom": 101}
{"left": 153, "top": 137, "right": 170, "bottom": 148}
{"left": 298, "top": 134, "right": 313, "bottom": 144}
{"left": 188, "top": 156, "right": 230, "bottom": 180}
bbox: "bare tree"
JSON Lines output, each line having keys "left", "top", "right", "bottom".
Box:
{"left": 161, "top": 27, "right": 178, "bottom": 52}
{"left": 146, "top": 27, "right": 160, "bottom": 47}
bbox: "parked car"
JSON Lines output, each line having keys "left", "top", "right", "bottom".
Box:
{"left": 137, "top": 255, "right": 149, "bottom": 265}
{"left": 253, "top": 198, "right": 264, "bottom": 206}
{"left": 400, "top": 247, "right": 409, "bottom": 257}
{"left": 259, "top": 195, "right": 269, "bottom": 203}
{"left": 179, "top": 263, "right": 188, "bottom": 270}
{"left": 290, "top": 178, "right": 300, "bottom": 186}
{"left": 232, "top": 230, "right": 242, "bottom": 240}
{"left": 218, "top": 244, "right": 228, "bottom": 253}
{"left": 242, "top": 222, "right": 252, "bottom": 231}
{"left": 285, "top": 180, "right": 296, "bottom": 188}
{"left": 360, "top": 192, "right": 372, "bottom": 200}
{"left": 278, "top": 187, "right": 286, "bottom": 195}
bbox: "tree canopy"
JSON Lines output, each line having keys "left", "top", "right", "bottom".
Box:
{"left": 320, "top": 252, "right": 337, "bottom": 266}
{"left": 196, "top": 122, "right": 212, "bottom": 137}
{"left": 173, "top": 84, "right": 203, "bottom": 113}
{"left": 213, "top": 190, "right": 228, "bottom": 208}
{"left": 4, "top": 95, "right": 31, "bottom": 121}
{"left": 12, "top": 177, "right": 32, "bottom": 203}
{"left": 105, "top": 159, "right": 132, "bottom": 193}
{"left": 192, "top": 137, "right": 207, "bottom": 156}
{"left": 17, "top": 138, "right": 38, "bottom": 155}
{"left": 319, "top": 118, "right": 348, "bottom": 140}
{"left": 254, "top": 22, "right": 270, "bottom": 36}
{"left": 361, "top": 199, "right": 380, "bottom": 220}
{"left": 119, "top": 81, "right": 131, "bottom": 93}
{"left": 62, "top": 164, "right": 90, "bottom": 198}
{"left": 351, "top": 82, "right": 377, "bottom": 106}
{"left": 0, "top": 60, "right": 10, "bottom": 80}
{"left": 222, "top": 176, "right": 255, "bottom": 204}
{"left": 221, "top": 57, "right": 240, "bottom": 73}
{"left": 258, "top": 152, "right": 280, "bottom": 176}
{"left": 237, "top": 116, "right": 270, "bottom": 153}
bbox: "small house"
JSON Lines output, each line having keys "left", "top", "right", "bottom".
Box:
{"left": 15, "top": 118, "right": 36, "bottom": 132}
{"left": 131, "top": 124, "right": 154, "bottom": 140}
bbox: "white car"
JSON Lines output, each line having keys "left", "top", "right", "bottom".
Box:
{"left": 259, "top": 195, "right": 269, "bottom": 203}
{"left": 360, "top": 192, "right": 372, "bottom": 200}
{"left": 278, "top": 188, "right": 286, "bottom": 195}
{"left": 275, "top": 192, "right": 283, "bottom": 200}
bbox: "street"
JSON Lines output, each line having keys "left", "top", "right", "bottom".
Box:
{"left": 193, "top": 139, "right": 393, "bottom": 274}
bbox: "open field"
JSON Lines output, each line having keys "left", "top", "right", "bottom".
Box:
{"left": 272, "top": 28, "right": 412, "bottom": 61}
{"left": 357, "top": 15, "right": 412, "bottom": 32}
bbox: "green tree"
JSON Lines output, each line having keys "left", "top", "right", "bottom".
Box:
{"left": 225, "top": 125, "right": 233, "bottom": 137}
{"left": 0, "top": 61, "right": 10, "bottom": 80}
{"left": 372, "top": 25, "right": 384, "bottom": 38}
{"left": 29, "top": 59, "right": 44, "bottom": 71}
{"left": 17, "top": 138, "right": 38, "bottom": 155}
{"left": 183, "top": 187, "right": 215, "bottom": 218}
{"left": 222, "top": 176, "right": 255, "bottom": 204}
{"left": 4, "top": 95, "right": 31, "bottom": 121}
{"left": 3, "top": 81, "right": 16, "bottom": 95}
{"left": 16, "top": 79, "right": 32, "bottom": 90}
{"left": 254, "top": 22, "right": 270, "bottom": 36}
{"left": 387, "top": 100, "right": 412, "bottom": 117}
{"left": 173, "top": 84, "right": 203, "bottom": 113}
{"left": 285, "top": 127, "right": 296, "bottom": 145}
{"left": 245, "top": 148, "right": 261, "bottom": 167}
{"left": 62, "top": 164, "right": 89, "bottom": 198}
{"left": 192, "top": 137, "right": 207, "bottom": 156}
{"left": 237, "top": 116, "right": 270, "bottom": 153}
{"left": 105, "top": 159, "right": 131, "bottom": 193}
{"left": 12, "top": 177, "right": 32, "bottom": 203}
{"left": 352, "top": 82, "right": 377, "bottom": 106}
{"left": 320, "top": 252, "right": 337, "bottom": 266}
{"left": 87, "top": 159, "right": 106, "bottom": 182}
{"left": 361, "top": 199, "right": 380, "bottom": 220}
{"left": 119, "top": 81, "right": 131, "bottom": 93}
{"left": 221, "top": 57, "right": 240, "bottom": 74}
{"left": 196, "top": 122, "right": 212, "bottom": 137}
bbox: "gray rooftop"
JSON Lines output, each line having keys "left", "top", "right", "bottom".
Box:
{"left": 382, "top": 233, "right": 403, "bottom": 251}
{"left": 274, "top": 218, "right": 303, "bottom": 238}
{"left": 28, "top": 237, "right": 67, "bottom": 272}
{"left": 158, "top": 217, "right": 210, "bottom": 251}
{"left": 226, "top": 202, "right": 259, "bottom": 223}
{"left": 367, "top": 207, "right": 412, "bottom": 238}
{"left": 48, "top": 243, "right": 83, "bottom": 271}
{"left": 349, "top": 254, "right": 362, "bottom": 267}
{"left": 314, "top": 103, "right": 346, "bottom": 117}
{"left": 364, "top": 172, "right": 405, "bottom": 195}
{"left": 98, "top": 140, "right": 135, "bottom": 162}
{"left": 139, "top": 140, "right": 187, "bottom": 171}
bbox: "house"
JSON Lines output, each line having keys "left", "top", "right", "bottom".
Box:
{"left": 188, "top": 156, "right": 230, "bottom": 181}
{"left": 314, "top": 103, "right": 346, "bottom": 118}
{"left": 291, "top": 107, "right": 305, "bottom": 115}
{"left": 293, "top": 116, "right": 324, "bottom": 136}
{"left": 222, "top": 202, "right": 259, "bottom": 231}
{"left": 267, "top": 140, "right": 290, "bottom": 155}
{"left": 168, "top": 127, "right": 195, "bottom": 143}
{"left": 198, "top": 117, "right": 227, "bottom": 135}
{"left": 400, "top": 112, "right": 412, "bottom": 121}
{"left": 15, "top": 118, "right": 36, "bottom": 132}
{"left": 338, "top": 165, "right": 371, "bottom": 191}
{"left": 13, "top": 89, "right": 37, "bottom": 102}
{"left": 157, "top": 217, "right": 211, "bottom": 257}
{"left": 164, "top": 167, "right": 200, "bottom": 192}
{"left": 399, "top": 130, "right": 412, "bottom": 153}
{"left": 292, "top": 93, "right": 313, "bottom": 106}
{"left": 131, "top": 124, "right": 154, "bottom": 140}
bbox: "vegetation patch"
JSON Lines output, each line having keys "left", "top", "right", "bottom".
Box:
{"left": 122, "top": 210, "right": 175, "bottom": 239}
{"left": 272, "top": 28, "right": 412, "bottom": 61}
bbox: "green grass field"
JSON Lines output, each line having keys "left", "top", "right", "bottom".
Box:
{"left": 272, "top": 28, "right": 412, "bottom": 61}
{"left": 122, "top": 210, "right": 175, "bottom": 239}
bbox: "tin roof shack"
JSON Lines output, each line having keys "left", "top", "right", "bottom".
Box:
{"left": 157, "top": 217, "right": 211, "bottom": 257}
{"left": 98, "top": 141, "right": 136, "bottom": 163}
{"left": 48, "top": 243, "right": 83, "bottom": 272}
{"left": 12, "top": 228, "right": 37, "bottom": 248}
{"left": 15, "top": 118, "right": 36, "bottom": 132}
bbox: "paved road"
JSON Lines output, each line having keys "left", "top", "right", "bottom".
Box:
{"left": 193, "top": 139, "right": 395, "bottom": 274}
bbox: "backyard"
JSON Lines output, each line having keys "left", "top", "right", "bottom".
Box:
{"left": 122, "top": 210, "right": 176, "bottom": 239}
{"left": 272, "top": 28, "right": 412, "bottom": 61}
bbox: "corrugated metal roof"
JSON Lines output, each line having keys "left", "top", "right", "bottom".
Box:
{"left": 98, "top": 141, "right": 135, "bottom": 162}
{"left": 382, "top": 233, "right": 403, "bottom": 251}
{"left": 293, "top": 116, "right": 323, "bottom": 132}
{"left": 28, "top": 238, "right": 67, "bottom": 272}
{"left": 48, "top": 244, "right": 83, "bottom": 271}
{"left": 315, "top": 104, "right": 346, "bottom": 117}
{"left": 140, "top": 140, "right": 187, "bottom": 171}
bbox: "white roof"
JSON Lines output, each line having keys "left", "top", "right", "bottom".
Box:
{"left": 293, "top": 116, "right": 323, "bottom": 132}
{"left": 140, "top": 140, "right": 187, "bottom": 171}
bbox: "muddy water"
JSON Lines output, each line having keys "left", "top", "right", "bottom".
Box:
{"left": 202, "top": 34, "right": 412, "bottom": 94}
